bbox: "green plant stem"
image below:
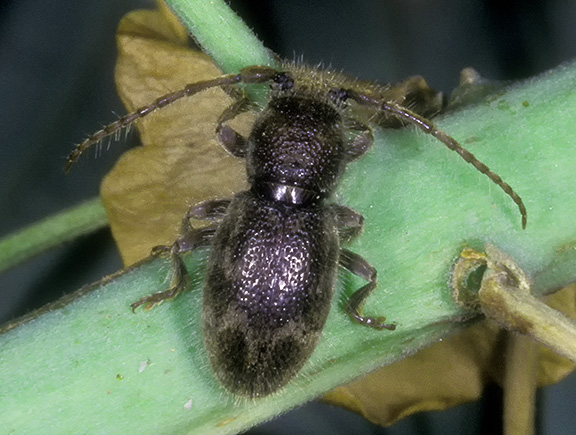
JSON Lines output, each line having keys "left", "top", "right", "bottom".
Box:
{"left": 1, "top": 0, "right": 576, "bottom": 433}
{"left": 164, "top": 0, "right": 276, "bottom": 104}
{"left": 0, "top": 198, "right": 108, "bottom": 274}
{"left": 165, "top": 0, "right": 275, "bottom": 72}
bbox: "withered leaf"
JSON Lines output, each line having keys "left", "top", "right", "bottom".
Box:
{"left": 325, "top": 284, "right": 576, "bottom": 426}
{"left": 101, "top": 3, "right": 250, "bottom": 265}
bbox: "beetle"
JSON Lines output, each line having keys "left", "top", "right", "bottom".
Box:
{"left": 67, "top": 62, "right": 526, "bottom": 398}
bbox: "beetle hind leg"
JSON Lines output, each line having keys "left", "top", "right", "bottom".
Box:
{"left": 339, "top": 248, "right": 396, "bottom": 331}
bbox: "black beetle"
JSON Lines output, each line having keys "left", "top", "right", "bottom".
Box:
{"left": 67, "top": 63, "right": 526, "bottom": 398}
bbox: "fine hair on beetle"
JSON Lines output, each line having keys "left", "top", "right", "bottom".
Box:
{"left": 67, "top": 61, "right": 527, "bottom": 398}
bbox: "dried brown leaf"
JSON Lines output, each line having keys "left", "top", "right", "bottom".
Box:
{"left": 324, "top": 285, "right": 576, "bottom": 426}
{"left": 101, "top": 5, "right": 251, "bottom": 265}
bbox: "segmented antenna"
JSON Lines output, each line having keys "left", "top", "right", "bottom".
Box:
{"left": 64, "top": 66, "right": 281, "bottom": 173}
{"left": 346, "top": 90, "right": 527, "bottom": 229}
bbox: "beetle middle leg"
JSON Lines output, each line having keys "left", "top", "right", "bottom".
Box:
{"left": 186, "top": 199, "right": 231, "bottom": 221}
{"left": 333, "top": 204, "right": 395, "bottom": 330}
{"left": 333, "top": 204, "right": 365, "bottom": 242}
{"left": 131, "top": 199, "right": 230, "bottom": 311}
{"left": 340, "top": 249, "right": 396, "bottom": 331}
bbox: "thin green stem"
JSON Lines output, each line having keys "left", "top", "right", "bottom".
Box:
{"left": 165, "top": 0, "right": 275, "bottom": 73}
{"left": 0, "top": 198, "right": 108, "bottom": 274}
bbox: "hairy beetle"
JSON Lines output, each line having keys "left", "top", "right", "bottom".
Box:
{"left": 67, "top": 62, "right": 526, "bottom": 398}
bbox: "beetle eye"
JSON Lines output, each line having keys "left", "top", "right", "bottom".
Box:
{"left": 328, "top": 88, "right": 350, "bottom": 105}
{"left": 272, "top": 72, "right": 295, "bottom": 91}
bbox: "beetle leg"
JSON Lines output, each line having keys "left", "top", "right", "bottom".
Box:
{"left": 131, "top": 226, "right": 217, "bottom": 311}
{"left": 187, "top": 199, "right": 232, "bottom": 221}
{"left": 216, "top": 95, "right": 254, "bottom": 158}
{"left": 345, "top": 120, "right": 374, "bottom": 162}
{"left": 339, "top": 248, "right": 396, "bottom": 331}
{"left": 332, "top": 205, "right": 364, "bottom": 242}
{"left": 179, "top": 198, "right": 232, "bottom": 234}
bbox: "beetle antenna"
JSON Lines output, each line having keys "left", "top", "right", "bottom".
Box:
{"left": 65, "top": 73, "right": 247, "bottom": 172}
{"left": 65, "top": 65, "right": 286, "bottom": 173}
{"left": 65, "top": 67, "right": 281, "bottom": 172}
{"left": 345, "top": 90, "right": 527, "bottom": 229}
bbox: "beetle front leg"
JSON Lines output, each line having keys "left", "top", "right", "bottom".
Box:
{"left": 131, "top": 226, "right": 217, "bottom": 311}
{"left": 345, "top": 120, "right": 374, "bottom": 162}
{"left": 216, "top": 96, "right": 254, "bottom": 158}
{"left": 339, "top": 248, "right": 396, "bottom": 331}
